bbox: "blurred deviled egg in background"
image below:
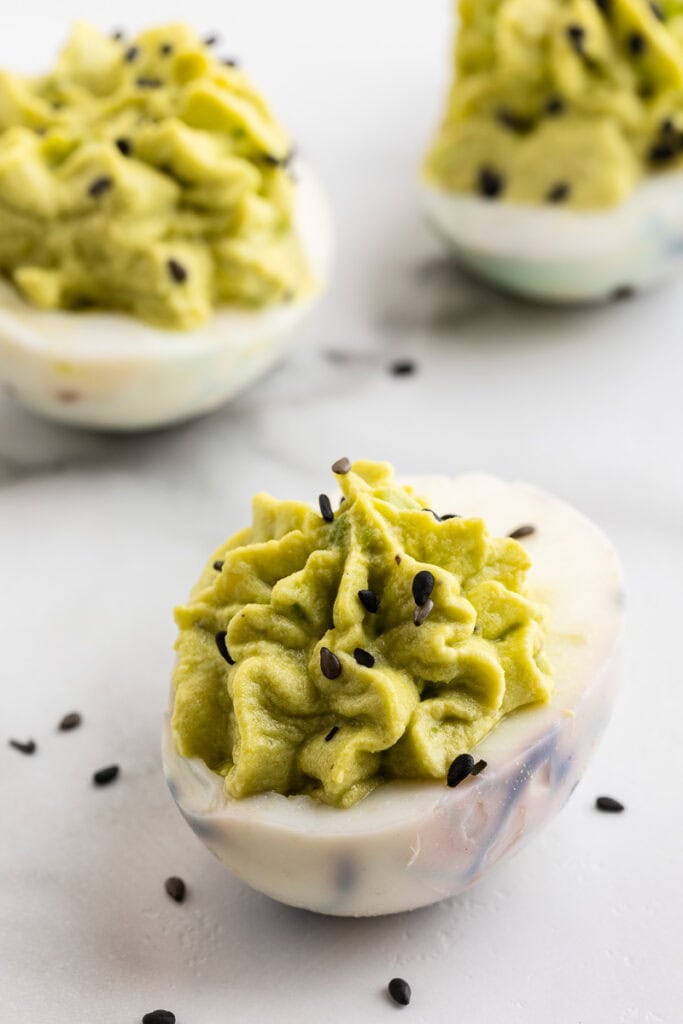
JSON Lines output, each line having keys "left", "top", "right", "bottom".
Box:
{"left": 0, "top": 23, "right": 332, "bottom": 430}
{"left": 422, "top": 0, "right": 683, "bottom": 303}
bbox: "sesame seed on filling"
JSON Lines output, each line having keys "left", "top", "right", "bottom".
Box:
{"left": 497, "top": 108, "right": 533, "bottom": 133}
{"left": 88, "top": 176, "right": 113, "bottom": 198}
{"left": 324, "top": 725, "right": 339, "bottom": 742}
{"left": 412, "top": 570, "right": 435, "bottom": 607}
{"left": 318, "top": 494, "right": 334, "bottom": 522}
{"left": 545, "top": 96, "right": 566, "bottom": 116}
{"left": 136, "top": 76, "right": 163, "bottom": 89}
{"left": 215, "top": 631, "right": 234, "bottom": 665}
{"left": 320, "top": 647, "right": 342, "bottom": 680}
{"left": 628, "top": 32, "right": 646, "bottom": 56}
{"left": 478, "top": 165, "right": 504, "bottom": 199}
{"left": 167, "top": 258, "right": 188, "bottom": 284}
{"left": 566, "top": 24, "right": 586, "bottom": 55}
{"left": 649, "top": 141, "right": 677, "bottom": 162}
{"left": 124, "top": 45, "right": 139, "bottom": 62}
{"left": 353, "top": 648, "right": 375, "bottom": 668}
{"left": 160, "top": 43, "right": 174, "bottom": 56}
{"left": 115, "top": 137, "right": 132, "bottom": 156}
{"left": 650, "top": 2, "right": 664, "bottom": 21}
{"left": 546, "top": 181, "right": 571, "bottom": 204}
{"left": 413, "top": 599, "right": 434, "bottom": 626}
{"left": 212, "top": 560, "right": 224, "bottom": 571}
{"left": 331, "top": 456, "right": 351, "bottom": 474}
{"left": 358, "top": 589, "right": 380, "bottom": 613}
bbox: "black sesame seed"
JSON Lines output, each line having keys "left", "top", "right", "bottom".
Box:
{"left": 596, "top": 795, "right": 625, "bottom": 812}
{"left": 566, "top": 24, "right": 586, "bottom": 54}
{"left": 358, "top": 589, "right": 380, "bottom": 613}
{"left": 159, "top": 43, "right": 174, "bottom": 56}
{"left": 388, "top": 978, "right": 411, "bottom": 1007}
{"left": 412, "top": 570, "right": 435, "bottom": 606}
{"left": 9, "top": 738, "right": 36, "bottom": 755}
{"left": 124, "top": 45, "right": 139, "bottom": 62}
{"left": 142, "top": 1012, "right": 176, "bottom": 1024}
{"left": 325, "top": 725, "right": 339, "bottom": 742}
{"left": 136, "top": 76, "right": 163, "bottom": 89}
{"left": 478, "top": 165, "right": 504, "bottom": 199}
{"left": 167, "top": 259, "right": 188, "bottom": 284}
{"left": 471, "top": 759, "right": 488, "bottom": 776}
{"left": 593, "top": 0, "right": 610, "bottom": 12}
{"left": 331, "top": 457, "right": 351, "bottom": 474}
{"left": 319, "top": 494, "right": 334, "bottom": 522}
{"left": 660, "top": 118, "right": 675, "bottom": 136}
{"left": 413, "top": 598, "right": 434, "bottom": 626}
{"left": 89, "top": 176, "right": 113, "bottom": 198}
{"left": 93, "top": 764, "right": 119, "bottom": 786}
{"left": 613, "top": 285, "right": 635, "bottom": 300}
{"left": 545, "top": 96, "right": 565, "bottom": 116}
{"left": 111, "top": 29, "right": 125, "bottom": 41}
{"left": 390, "top": 359, "right": 416, "bottom": 376}
{"left": 222, "top": 58, "right": 239, "bottom": 67}
{"left": 650, "top": 2, "right": 664, "bottom": 21}
{"left": 497, "top": 108, "right": 533, "bottom": 133}
{"left": 115, "top": 137, "right": 132, "bottom": 156}
{"left": 164, "top": 876, "right": 186, "bottom": 903}
{"left": 213, "top": 560, "right": 224, "bottom": 571}
{"left": 59, "top": 712, "right": 82, "bottom": 731}
{"left": 354, "top": 648, "right": 375, "bottom": 668}
{"left": 395, "top": 554, "right": 402, "bottom": 565}
{"left": 204, "top": 34, "right": 220, "bottom": 46}
{"left": 546, "top": 181, "right": 571, "bottom": 204}
{"left": 447, "top": 753, "right": 475, "bottom": 788}
{"left": 649, "top": 141, "right": 677, "bottom": 162}
{"left": 508, "top": 524, "right": 536, "bottom": 540}
{"left": 215, "top": 631, "right": 234, "bottom": 665}
{"left": 320, "top": 647, "right": 342, "bottom": 680}
{"left": 628, "top": 32, "right": 646, "bottom": 56}
{"left": 440, "top": 513, "right": 461, "bottom": 520}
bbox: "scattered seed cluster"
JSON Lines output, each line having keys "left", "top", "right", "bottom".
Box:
{"left": 470, "top": 3, "right": 680, "bottom": 203}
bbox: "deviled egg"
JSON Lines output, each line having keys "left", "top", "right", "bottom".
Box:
{"left": 163, "top": 460, "right": 623, "bottom": 916}
{"left": 422, "top": 0, "right": 683, "bottom": 303}
{"left": 0, "top": 23, "right": 332, "bottom": 430}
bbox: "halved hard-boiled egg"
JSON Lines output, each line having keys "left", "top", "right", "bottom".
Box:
{"left": 163, "top": 468, "right": 623, "bottom": 916}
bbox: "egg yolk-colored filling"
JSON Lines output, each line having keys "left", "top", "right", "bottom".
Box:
{"left": 0, "top": 22, "right": 311, "bottom": 329}
{"left": 425, "top": 0, "right": 683, "bottom": 209}
{"left": 172, "top": 461, "right": 552, "bottom": 808}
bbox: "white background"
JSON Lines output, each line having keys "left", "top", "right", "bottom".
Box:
{"left": 1, "top": 2, "right": 682, "bottom": 1022}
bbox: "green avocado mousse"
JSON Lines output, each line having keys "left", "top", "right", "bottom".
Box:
{"left": 0, "top": 22, "right": 312, "bottom": 329}
{"left": 171, "top": 459, "right": 553, "bottom": 809}
{"left": 425, "top": 0, "right": 683, "bottom": 210}
{"left": 419, "top": 2, "right": 683, "bottom": 303}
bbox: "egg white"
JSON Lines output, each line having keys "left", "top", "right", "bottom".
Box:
{"left": 163, "top": 474, "right": 624, "bottom": 916}
{"left": 420, "top": 171, "right": 683, "bottom": 303}
{"left": 0, "top": 161, "right": 333, "bottom": 431}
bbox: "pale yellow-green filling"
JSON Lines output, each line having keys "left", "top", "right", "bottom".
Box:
{"left": 0, "top": 23, "right": 311, "bottom": 328}
{"left": 172, "top": 461, "right": 552, "bottom": 808}
{"left": 425, "top": 0, "right": 683, "bottom": 209}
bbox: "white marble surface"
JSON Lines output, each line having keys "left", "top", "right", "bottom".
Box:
{"left": 1, "top": 2, "right": 682, "bottom": 1022}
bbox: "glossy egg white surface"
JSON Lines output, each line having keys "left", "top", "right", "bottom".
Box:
{"left": 0, "top": 161, "right": 332, "bottom": 432}
{"left": 421, "top": 171, "right": 683, "bottom": 304}
{"left": 163, "top": 473, "right": 624, "bottom": 916}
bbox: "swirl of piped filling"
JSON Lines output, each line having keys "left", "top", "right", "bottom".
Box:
{"left": 172, "top": 461, "right": 553, "bottom": 807}
{"left": 426, "top": 0, "right": 683, "bottom": 209}
{"left": 0, "top": 22, "right": 310, "bottom": 328}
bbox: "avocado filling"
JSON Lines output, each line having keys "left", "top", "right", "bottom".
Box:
{"left": 172, "top": 461, "right": 553, "bottom": 808}
{"left": 425, "top": 0, "right": 683, "bottom": 209}
{"left": 0, "top": 23, "right": 311, "bottom": 328}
